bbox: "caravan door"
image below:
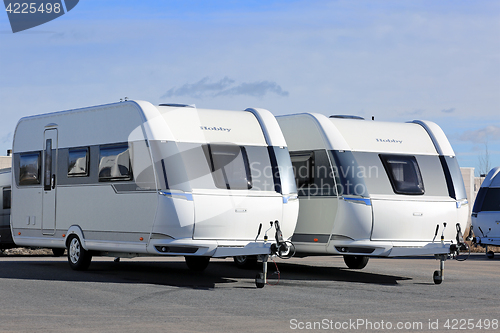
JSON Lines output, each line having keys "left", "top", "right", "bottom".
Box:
{"left": 42, "top": 128, "right": 58, "bottom": 235}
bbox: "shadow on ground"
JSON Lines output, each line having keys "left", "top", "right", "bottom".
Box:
{"left": 0, "top": 256, "right": 411, "bottom": 289}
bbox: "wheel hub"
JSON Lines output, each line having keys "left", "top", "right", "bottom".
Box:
{"left": 69, "top": 238, "right": 81, "bottom": 264}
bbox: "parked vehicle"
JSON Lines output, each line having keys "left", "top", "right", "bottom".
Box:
{"left": 0, "top": 168, "right": 15, "bottom": 250}
{"left": 11, "top": 100, "right": 298, "bottom": 285}
{"left": 472, "top": 166, "right": 500, "bottom": 259}
{"left": 276, "top": 113, "right": 469, "bottom": 284}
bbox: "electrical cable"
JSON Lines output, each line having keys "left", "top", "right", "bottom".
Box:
{"left": 266, "top": 258, "right": 280, "bottom": 286}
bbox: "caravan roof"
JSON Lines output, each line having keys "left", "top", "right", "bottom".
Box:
{"left": 13, "top": 101, "right": 286, "bottom": 153}
{"left": 277, "top": 113, "right": 455, "bottom": 156}
{"left": 480, "top": 167, "right": 500, "bottom": 188}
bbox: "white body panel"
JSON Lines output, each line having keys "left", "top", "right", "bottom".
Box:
{"left": 11, "top": 101, "right": 298, "bottom": 259}
{"left": 277, "top": 113, "right": 468, "bottom": 257}
{"left": 471, "top": 167, "right": 500, "bottom": 247}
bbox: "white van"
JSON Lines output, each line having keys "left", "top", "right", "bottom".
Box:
{"left": 472, "top": 166, "right": 500, "bottom": 258}
{"left": 276, "top": 114, "right": 469, "bottom": 284}
{"left": 11, "top": 101, "right": 298, "bottom": 280}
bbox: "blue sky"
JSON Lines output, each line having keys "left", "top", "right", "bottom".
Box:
{"left": 1, "top": 0, "right": 499, "bottom": 174}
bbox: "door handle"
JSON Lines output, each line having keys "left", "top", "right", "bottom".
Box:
{"left": 51, "top": 174, "right": 56, "bottom": 189}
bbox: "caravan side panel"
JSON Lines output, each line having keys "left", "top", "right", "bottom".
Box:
{"left": 11, "top": 102, "right": 158, "bottom": 251}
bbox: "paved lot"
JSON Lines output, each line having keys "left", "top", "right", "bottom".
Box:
{"left": 0, "top": 252, "right": 498, "bottom": 332}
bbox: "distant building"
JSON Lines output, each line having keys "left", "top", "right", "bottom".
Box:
{"left": 460, "top": 167, "right": 498, "bottom": 233}
{"left": 460, "top": 167, "right": 475, "bottom": 229}
{"left": 0, "top": 156, "right": 11, "bottom": 170}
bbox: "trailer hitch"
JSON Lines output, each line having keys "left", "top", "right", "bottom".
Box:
{"left": 470, "top": 226, "right": 496, "bottom": 259}
{"left": 255, "top": 220, "right": 295, "bottom": 288}
{"left": 433, "top": 223, "right": 470, "bottom": 284}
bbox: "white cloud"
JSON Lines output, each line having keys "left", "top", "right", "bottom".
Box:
{"left": 161, "top": 77, "right": 235, "bottom": 99}
{"left": 460, "top": 125, "right": 500, "bottom": 144}
{"left": 161, "top": 77, "right": 289, "bottom": 99}
{"left": 1, "top": 132, "right": 12, "bottom": 144}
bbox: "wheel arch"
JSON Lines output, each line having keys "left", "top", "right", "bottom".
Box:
{"left": 65, "top": 225, "right": 88, "bottom": 250}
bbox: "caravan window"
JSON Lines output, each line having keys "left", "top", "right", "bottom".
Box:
{"left": 98, "top": 144, "right": 132, "bottom": 181}
{"left": 68, "top": 148, "right": 89, "bottom": 177}
{"left": 478, "top": 188, "right": 500, "bottom": 211}
{"left": 380, "top": 154, "right": 424, "bottom": 195}
{"left": 19, "top": 152, "right": 41, "bottom": 185}
{"left": 290, "top": 150, "right": 336, "bottom": 197}
{"left": 291, "top": 152, "right": 313, "bottom": 188}
{"left": 2, "top": 187, "right": 10, "bottom": 209}
{"left": 270, "top": 146, "right": 297, "bottom": 195}
{"left": 203, "top": 144, "right": 252, "bottom": 190}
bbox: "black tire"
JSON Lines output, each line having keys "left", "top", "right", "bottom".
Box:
{"left": 52, "top": 248, "right": 65, "bottom": 257}
{"left": 255, "top": 273, "right": 265, "bottom": 288}
{"left": 233, "top": 255, "right": 258, "bottom": 269}
{"left": 343, "top": 255, "right": 369, "bottom": 269}
{"left": 486, "top": 251, "right": 494, "bottom": 259}
{"left": 67, "top": 236, "right": 92, "bottom": 271}
{"left": 185, "top": 256, "right": 210, "bottom": 271}
{"left": 433, "top": 270, "right": 443, "bottom": 285}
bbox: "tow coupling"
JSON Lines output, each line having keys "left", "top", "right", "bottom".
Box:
{"left": 432, "top": 223, "right": 470, "bottom": 285}
{"left": 255, "top": 220, "right": 295, "bottom": 288}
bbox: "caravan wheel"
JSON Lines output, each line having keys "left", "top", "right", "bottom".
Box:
{"left": 185, "top": 256, "right": 210, "bottom": 271}
{"left": 67, "top": 236, "right": 92, "bottom": 271}
{"left": 233, "top": 255, "right": 258, "bottom": 269}
{"left": 343, "top": 255, "right": 369, "bottom": 269}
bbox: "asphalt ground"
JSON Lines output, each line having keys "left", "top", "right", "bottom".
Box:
{"left": 0, "top": 253, "right": 498, "bottom": 332}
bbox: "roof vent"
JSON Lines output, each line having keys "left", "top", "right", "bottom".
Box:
{"left": 329, "top": 115, "right": 365, "bottom": 120}
{"left": 159, "top": 103, "right": 195, "bottom": 108}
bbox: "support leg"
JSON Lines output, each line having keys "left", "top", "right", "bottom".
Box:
{"left": 433, "top": 254, "right": 445, "bottom": 285}
{"left": 255, "top": 255, "right": 268, "bottom": 288}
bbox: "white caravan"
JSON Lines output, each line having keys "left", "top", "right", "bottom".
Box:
{"left": 472, "top": 166, "right": 500, "bottom": 259}
{"left": 276, "top": 114, "right": 469, "bottom": 284}
{"left": 0, "top": 168, "right": 15, "bottom": 249}
{"left": 11, "top": 100, "right": 298, "bottom": 285}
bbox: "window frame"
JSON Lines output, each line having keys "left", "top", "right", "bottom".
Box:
{"left": 379, "top": 154, "right": 425, "bottom": 195}
{"left": 290, "top": 152, "right": 314, "bottom": 189}
{"left": 203, "top": 144, "right": 253, "bottom": 190}
{"left": 98, "top": 144, "right": 133, "bottom": 182}
{"left": 19, "top": 152, "right": 41, "bottom": 186}
{"left": 68, "top": 147, "right": 90, "bottom": 178}
{"left": 290, "top": 150, "right": 337, "bottom": 197}
{"left": 479, "top": 188, "right": 500, "bottom": 212}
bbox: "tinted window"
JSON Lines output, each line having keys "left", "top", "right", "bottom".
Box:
{"left": 44, "top": 139, "right": 52, "bottom": 191}
{"left": 203, "top": 144, "right": 252, "bottom": 190}
{"left": 247, "top": 146, "right": 274, "bottom": 192}
{"left": 330, "top": 150, "right": 368, "bottom": 197}
{"left": 98, "top": 144, "right": 132, "bottom": 181}
{"left": 291, "top": 150, "right": 336, "bottom": 197}
{"left": 68, "top": 148, "right": 89, "bottom": 177}
{"left": 19, "top": 152, "right": 41, "bottom": 185}
{"left": 480, "top": 188, "right": 500, "bottom": 211}
{"left": 2, "top": 187, "right": 10, "bottom": 209}
{"left": 272, "top": 147, "right": 297, "bottom": 195}
{"left": 291, "top": 152, "right": 313, "bottom": 188}
{"left": 444, "top": 156, "right": 467, "bottom": 200}
{"left": 380, "top": 154, "right": 424, "bottom": 195}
